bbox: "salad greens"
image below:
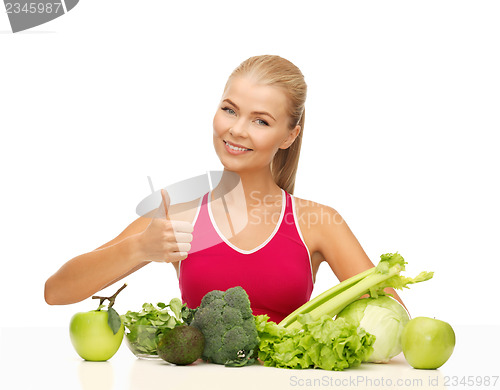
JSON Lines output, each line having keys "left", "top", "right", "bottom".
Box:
{"left": 256, "top": 314, "right": 375, "bottom": 370}
{"left": 121, "top": 298, "right": 187, "bottom": 355}
{"left": 254, "top": 252, "right": 433, "bottom": 370}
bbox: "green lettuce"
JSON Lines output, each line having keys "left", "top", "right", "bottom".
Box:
{"left": 255, "top": 314, "right": 375, "bottom": 371}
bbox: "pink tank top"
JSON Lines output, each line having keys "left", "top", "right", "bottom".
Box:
{"left": 179, "top": 190, "right": 314, "bottom": 324}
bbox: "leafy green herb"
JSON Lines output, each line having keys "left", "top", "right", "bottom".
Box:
{"left": 121, "top": 298, "right": 188, "bottom": 355}
{"left": 181, "top": 306, "right": 198, "bottom": 325}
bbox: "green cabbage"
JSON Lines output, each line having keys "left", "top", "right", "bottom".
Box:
{"left": 336, "top": 296, "right": 409, "bottom": 363}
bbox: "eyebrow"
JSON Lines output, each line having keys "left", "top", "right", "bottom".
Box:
{"left": 222, "top": 98, "right": 276, "bottom": 121}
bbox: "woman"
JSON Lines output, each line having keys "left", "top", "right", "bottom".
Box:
{"left": 45, "top": 55, "right": 403, "bottom": 323}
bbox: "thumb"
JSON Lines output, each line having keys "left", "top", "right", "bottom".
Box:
{"left": 160, "top": 189, "right": 171, "bottom": 220}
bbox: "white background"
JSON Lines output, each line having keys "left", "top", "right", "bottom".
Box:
{"left": 1, "top": 0, "right": 499, "bottom": 329}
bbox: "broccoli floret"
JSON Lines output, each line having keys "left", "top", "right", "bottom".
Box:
{"left": 241, "top": 317, "right": 259, "bottom": 350}
{"left": 224, "top": 287, "right": 253, "bottom": 318}
{"left": 191, "top": 286, "right": 259, "bottom": 366}
{"left": 221, "top": 306, "right": 243, "bottom": 330}
{"left": 200, "top": 290, "right": 225, "bottom": 307}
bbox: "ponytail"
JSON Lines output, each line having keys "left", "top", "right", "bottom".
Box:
{"left": 271, "top": 109, "right": 305, "bottom": 194}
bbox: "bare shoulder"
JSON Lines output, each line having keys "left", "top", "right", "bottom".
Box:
{"left": 293, "top": 195, "right": 373, "bottom": 281}
{"left": 292, "top": 196, "right": 345, "bottom": 232}
{"left": 291, "top": 196, "right": 347, "bottom": 275}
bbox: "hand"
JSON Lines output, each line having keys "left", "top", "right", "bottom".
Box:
{"left": 138, "top": 189, "right": 193, "bottom": 263}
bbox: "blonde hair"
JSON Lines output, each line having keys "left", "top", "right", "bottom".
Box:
{"left": 224, "top": 55, "right": 307, "bottom": 194}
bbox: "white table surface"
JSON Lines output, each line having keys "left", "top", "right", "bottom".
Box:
{"left": 1, "top": 325, "right": 499, "bottom": 390}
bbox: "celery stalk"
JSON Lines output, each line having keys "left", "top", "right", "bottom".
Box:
{"left": 279, "top": 253, "right": 433, "bottom": 330}
{"left": 279, "top": 267, "right": 375, "bottom": 328}
{"left": 298, "top": 265, "right": 403, "bottom": 330}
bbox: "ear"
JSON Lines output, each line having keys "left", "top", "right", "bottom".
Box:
{"left": 279, "top": 125, "right": 301, "bottom": 150}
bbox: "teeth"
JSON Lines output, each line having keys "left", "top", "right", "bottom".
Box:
{"left": 225, "top": 141, "right": 250, "bottom": 151}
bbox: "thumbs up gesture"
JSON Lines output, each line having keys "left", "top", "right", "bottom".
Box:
{"left": 138, "top": 189, "right": 194, "bottom": 263}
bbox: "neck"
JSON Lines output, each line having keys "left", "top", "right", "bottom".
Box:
{"left": 212, "top": 167, "right": 282, "bottom": 205}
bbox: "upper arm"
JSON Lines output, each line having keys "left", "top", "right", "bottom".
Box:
{"left": 93, "top": 209, "right": 155, "bottom": 251}
{"left": 319, "top": 207, "right": 374, "bottom": 281}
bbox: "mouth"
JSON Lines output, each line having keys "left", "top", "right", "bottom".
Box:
{"left": 223, "top": 140, "right": 253, "bottom": 154}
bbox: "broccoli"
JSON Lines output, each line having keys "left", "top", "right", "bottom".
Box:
{"left": 191, "top": 286, "right": 259, "bottom": 366}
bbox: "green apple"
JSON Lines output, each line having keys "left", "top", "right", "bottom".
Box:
{"left": 69, "top": 283, "right": 127, "bottom": 361}
{"left": 70, "top": 310, "right": 124, "bottom": 361}
{"left": 401, "top": 316, "right": 455, "bottom": 369}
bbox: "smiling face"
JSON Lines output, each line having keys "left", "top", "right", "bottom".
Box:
{"left": 213, "top": 76, "right": 300, "bottom": 174}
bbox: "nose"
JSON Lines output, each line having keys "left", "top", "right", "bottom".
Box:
{"left": 229, "top": 118, "right": 248, "bottom": 138}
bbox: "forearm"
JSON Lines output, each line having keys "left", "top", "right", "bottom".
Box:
{"left": 44, "top": 234, "right": 146, "bottom": 305}
{"left": 384, "top": 287, "right": 408, "bottom": 315}
{"left": 360, "top": 288, "right": 407, "bottom": 314}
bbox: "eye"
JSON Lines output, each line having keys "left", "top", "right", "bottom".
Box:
{"left": 221, "top": 107, "right": 236, "bottom": 115}
{"left": 256, "top": 119, "right": 269, "bottom": 126}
